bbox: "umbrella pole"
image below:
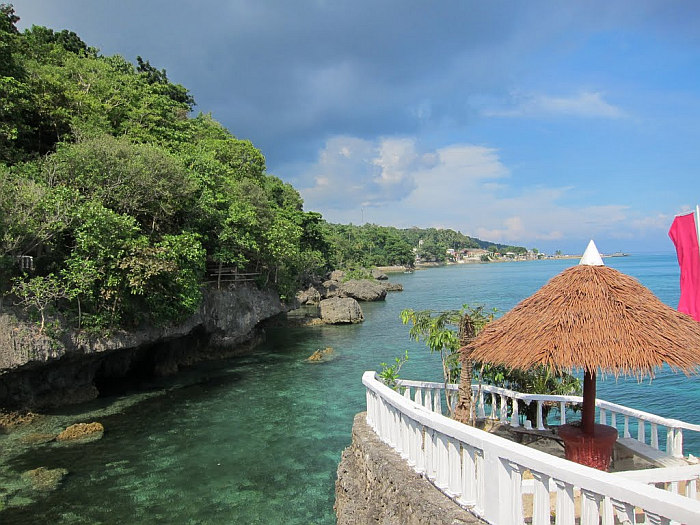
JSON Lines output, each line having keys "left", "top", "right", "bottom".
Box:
{"left": 582, "top": 370, "right": 596, "bottom": 435}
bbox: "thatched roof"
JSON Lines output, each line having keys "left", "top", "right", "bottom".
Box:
{"left": 467, "top": 264, "right": 700, "bottom": 379}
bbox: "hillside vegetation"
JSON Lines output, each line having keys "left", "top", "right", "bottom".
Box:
{"left": 0, "top": 5, "right": 523, "bottom": 333}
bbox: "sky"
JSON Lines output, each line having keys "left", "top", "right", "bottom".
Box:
{"left": 10, "top": 0, "right": 700, "bottom": 254}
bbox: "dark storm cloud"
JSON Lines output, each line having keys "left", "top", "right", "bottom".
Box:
{"left": 12, "top": 0, "right": 542, "bottom": 166}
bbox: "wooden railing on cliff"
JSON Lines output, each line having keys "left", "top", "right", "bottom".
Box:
{"left": 363, "top": 371, "right": 700, "bottom": 525}
{"left": 205, "top": 263, "right": 260, "bottom": 289}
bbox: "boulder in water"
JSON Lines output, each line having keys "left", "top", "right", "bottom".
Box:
{"left": 339, "top": 279, "right": 387, "bottom": 302}
{"left": 319, "top": 297, "right": 364, "bottom": 324}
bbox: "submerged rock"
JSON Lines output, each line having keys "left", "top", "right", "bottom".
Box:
{"left": 22, "top": 467, "right": 68, "bottom": 492}
{"left": 56, "top": 422, "right": 104, "bottom": 443}
{"left": 319, "top": 298, "right": 364, "bottom": 324}
{"left": 307, "top": 347, "right": 337, "bottom": 363}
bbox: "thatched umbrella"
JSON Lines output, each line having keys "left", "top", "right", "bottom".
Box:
{"left": 466, "top": 241, "right": 700, "bottom": 467}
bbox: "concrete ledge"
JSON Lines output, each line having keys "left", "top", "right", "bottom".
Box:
{"left": 335, "top": 412, "right": 485, "bottom": 525}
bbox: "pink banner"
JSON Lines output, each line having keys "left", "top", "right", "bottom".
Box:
{"left": 669, "top": 210, "right": 700, "bottom": 321}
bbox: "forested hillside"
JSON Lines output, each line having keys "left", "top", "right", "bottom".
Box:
{"left": 0, "top": 5, "right": 523, "bottom": 333}
{"left": 0, "top": 5, "right": 330, "bottom": 332}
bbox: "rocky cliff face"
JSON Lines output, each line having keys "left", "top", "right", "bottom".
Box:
{"left": 0, "top": 284, "right": 284, "bottom": 408}
{"left": 335, "top": 413, "right": 483, "bottom": 525}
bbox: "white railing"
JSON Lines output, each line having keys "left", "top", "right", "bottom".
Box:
{"left": 365, "top": 371, "right": 700, "bottom": 525}
{"left": 395, "top": 379, "right": 700, "bottom": 459}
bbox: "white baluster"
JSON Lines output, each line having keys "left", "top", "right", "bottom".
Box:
{"left": 398, "top": 412, "right": 408, "bottom": 458}
{"left": 414, "top": 387, "right": 422, "bottom": 407}
{"left": 531, "top": 471, "right": 551, "bottom": 525}
{"left": 476, "top": 390, "right": 484, "bottom": 419}
{"left": 611, "top": 499, "right": 635, "bottom": 525}
{"left": 560, "top": 401, "right": 566, "bottom": 425}
{"left": 602, "top": 496, "right": 614, "bottom": 525}
{"left": 600, "top": 408, "right": 607, "bottom": 425}
{"left": 536, "top": 401, "right": 545, "bottom": 430}
{"left": 424, "top": 428, "right": 434, "bottom": 479}
{"left": 685, "top": 478, "right": 697, "bottom": 499}
{"left": 475, "top": 450, "right": 485, "bottom": 516}
{"left": 403, "top": 386, "right": 411, "bottom": 399}
{"left": 459, "top": 445, "right": 477, "bottom": 506}
{"left": 424, "top": 389, "right": 433, "bottom": 411}
{"left": 434, "top": 388, "right": 442, "bottom": 414}
{"left": 610, "top": 411, "right": 617, "bottom": 429}
{"left": 407, "top": 418, "right": 416, "bottom": 467}
{"left": 651, "top": 423, "right": 659, "bottom": 449}
{"left": 415, "top": 424, "right": 425, "bottom": 474}
{"left": 511, "top": 397, "right": 520, "bottom": 427}
{"left": 447, "top": 438, "right": 461, "bottom": 497}
{"left": 624, "top": 415, "right": 631, "bottom": 438}
{"left": 499, "top": 460, "right": 524, "bottom": 525}
{"left": 435, "top": 433, "right": 449, "bottom": 489}
{"left": 554, "top": 479, "right": 575, "bottom": 525}
{"left": 491, "top": 392, "right": 498, "bottom": 419}
{"left": 500, "top": 394, "right": 508, "bottom": 422}
{"left": 673, "top": 428, "right": 683, "bottom": 458}
{"left": 638, "top": 418, "right": 646, "bottom": 444}
{"left": 580, "top": 489, "right": 602, "bottom": 525}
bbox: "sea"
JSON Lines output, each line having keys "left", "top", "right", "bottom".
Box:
{"left": 0, "top": 253, "right": 698, "bottom": 524}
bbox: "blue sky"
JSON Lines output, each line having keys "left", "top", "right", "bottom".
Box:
{"left": 11, "top": 1, "right": 700, "bottom": 254}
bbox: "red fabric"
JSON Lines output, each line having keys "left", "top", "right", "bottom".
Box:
{"left": 669, "top": 211, "right": 700, "bottom": 321}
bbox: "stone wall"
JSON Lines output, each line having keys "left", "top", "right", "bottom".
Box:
{"left": 335, "top": 412, "right": 484, "bottom": 525}
{"left": 0, "top": 284, "right": 284, "bottom": 407}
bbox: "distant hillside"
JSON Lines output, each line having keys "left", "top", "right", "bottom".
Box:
{"left": 323, "top": 223, "right": 525, "bottom": 267}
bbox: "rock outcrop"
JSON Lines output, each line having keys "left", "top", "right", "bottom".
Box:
{"left": 339, "top": 279, "right": 387, "bottom": 302}
{"left": 335, "top": 413, "right": 483, "bottom": 525}
{"left": 0, "top": 283, "right": 285, "bottom": 408}
{"left": 319, "top": 297, "right": 364, "bottom": 324}
{"left": 371, "top": 269, "right": 388, "bottom": 280}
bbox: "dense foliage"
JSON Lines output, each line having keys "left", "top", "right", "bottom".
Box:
{"left": 0, "top": 5, "right": 331, "bottom": 332}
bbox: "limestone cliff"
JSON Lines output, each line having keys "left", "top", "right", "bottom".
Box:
{"left": 0, "top": 284, "right": 284, "bottom": 407}
{"left": 335, "top": 413, "right": 484, "bottom": 525}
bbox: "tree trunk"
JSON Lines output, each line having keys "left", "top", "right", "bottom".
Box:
{"left": 453, "top": 314, "right": 476, "bottom": 424}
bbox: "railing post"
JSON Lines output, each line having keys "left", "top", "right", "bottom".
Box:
{"left": 511, "top": 397, "right": 520, "bottom": 427}
{"left": 498, "top": 460, "right": 524, "bottom": 525}
{"left": 560, "top": 401, "right": 567, "bottom": 425}
{"left": 459, "top": 445, "right": 477, "bottom": 506}
{"left": 447, "top": 437, "right": 461, "bottom": 497}
{"left": 536, "top": 401, "right": 545, "bottom": 430}
{"left": 531, "top": 471, "right": 550, "bottom": 525}
{"left": 580, "top": 489, "right": 602, "bottom": 525}
{"left": 554, "top": 479, "right": 575, "bottom": 525}
{"left": 638, "top": 419, "right": 646, "bottom": 444}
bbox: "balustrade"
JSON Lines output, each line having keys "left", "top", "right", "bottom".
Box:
{"left": 367, "top": 372, "right": 700, "bottom": 525}
{"left": 396, "top": 378, "right": 700, "bottom": 458}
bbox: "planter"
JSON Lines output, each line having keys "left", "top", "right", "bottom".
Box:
{"left": 558, "top": 423, "right": 618, "bottom": 471}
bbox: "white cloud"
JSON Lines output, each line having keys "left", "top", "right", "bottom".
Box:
{"left": 483, "top": 91, "right": 625, "bottom": 119}
{"left": 297, "top": 135, "right": 667, "bottom": 251}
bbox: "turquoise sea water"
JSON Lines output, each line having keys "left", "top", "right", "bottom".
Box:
{"left": 1, "top": 254, "right": 698, "bottom": 524}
